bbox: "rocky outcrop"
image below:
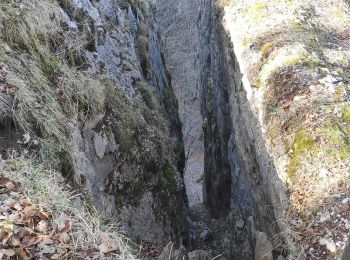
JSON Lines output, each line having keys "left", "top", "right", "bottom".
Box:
{"left": 199, "top": 0, "right": 350, "bottom": 258}
{"left": 63, "top": 0, "right": 187, "bottom": 243}
{"left": 0, "top": 0, "right": 187, "bottom": 245}
{"left": 198, "top": 0, "right": 288, "bottom": 258}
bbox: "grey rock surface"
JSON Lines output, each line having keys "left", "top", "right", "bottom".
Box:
{"left": 198, "top": 0, "right": 288, "bottom": 258}
{"left": 188, "top": 250, "right": 210, "bottom": 260}
{"left": 255, "top": 232, "right": 273, "bottom": 260}
{"left": 342, "top": 236, "right": 350, "bottom": 260}
{"left": 199, "top": 229, "right": 211, "bottom": 242}
{"left": 158, "top": 242, "right": 188, "bottom": 260}
{"left": 158, "top": 242, "right": 211, "bottom": 260}
{"left": 61, "top": 0, "right": 188, "bottom": 244}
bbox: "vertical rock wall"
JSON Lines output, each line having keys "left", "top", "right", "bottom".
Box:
{"left": 198, "top": 0, "right": 288, "bottom": 258}
{"left": 64, "top": 0, "right": 188, "bottom": 244}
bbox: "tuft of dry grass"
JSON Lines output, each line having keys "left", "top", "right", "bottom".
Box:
{"left": 0, "top": 0, "right": 107, "bottom": 165}
{"left": 1, "top": 157, "right": 138, "bottom": 259}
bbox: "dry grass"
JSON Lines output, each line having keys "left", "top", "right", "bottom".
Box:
{"left": 0, "top": 0, "right": 107, "bottom": 165}
{"left": 1, "top": 157, "right": 138, "bottom": 259}
{"left": 0, "top": 0, "right": 172, "bottom": 163}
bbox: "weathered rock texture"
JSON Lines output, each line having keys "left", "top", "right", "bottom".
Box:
{"left": 199, "top": 0, "right": 350, "bottom": 258}
{"left": 156, "top": 0, "right": 203, "bottom": 166}
{"left": 158, "top": 242, "right": 210, "bottom": 260}
{"left": 199, "top": 2, "right": 286, "bottom": 258}
{"left": 0, "top": 0, "right": 187, "bottom": 244}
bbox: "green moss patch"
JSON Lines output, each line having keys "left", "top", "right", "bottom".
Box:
{"left": 287, "top": 129, "right": 314, "bottom": 179}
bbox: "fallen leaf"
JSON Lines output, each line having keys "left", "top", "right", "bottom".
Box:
{"left": 22, "top": 234, "right": 41, "bottom": 246}
{"left": 57, "top": 220, "right": 71, "bottom": 233}
{"left": 0, "top": 205, "right": 9, "bottom": 213}
{"left": 0, "top": 220, "right": 14, "bottom": 231}
{"left": 340, "top": 204, "right": 350, "bottom": 212}
{"left": 18, "top": 245, "right": 30, "bottom": 260}
{"left": 0, "top": 230, "right": 11, "bottom": 246}
{"left": 5, "top": 181, "right": 15, "bottom": 190}
{"left": 9, "top": 233, "right": 20, "bottom": 246}
{"left": 13, "top": 202, "right": 22, "bottom": 211}
{"left": 51, "top": 253, "right": 62, "bottom": 259}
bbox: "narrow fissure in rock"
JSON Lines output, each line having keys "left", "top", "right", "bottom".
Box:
{"left": 1, "top": 0, "right": 350, "bottom": 259}
{"left": 156, "top": 0, "right": 230, "bottom": 258}
{"left": 159, "top": 0, "right": 350, "bottom": 259}
{"left": 157, "top": 0, "right": 289, "bottom": 259}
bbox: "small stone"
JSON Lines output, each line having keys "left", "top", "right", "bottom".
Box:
{"left": 236, "top": 219, "right": 245, "bottom": 229}
{"left": 342, "top": 198, "right": 350, "bottom": 204}
{"left": 320, "top": 238, "right": 328, "bottom": 246}
{"left": 293, "top": 95, "right": 306, "bottom": 101}
{"left": 3, "top": 44, "right": 12, "bottom": 54}
{"left": 120, "top": 224, "right": 130, "bottom": 235}
{"left": 320, "top": 238, "right": 336, "bottom": 253}
{"left": 59, "top": 232, "right": 70, "bottom": 244}
{"left": 33, "top": 139, "right": 39, "bottom": 146}
{"left": 326, "top": 242, "right": 336, "bottom": 253}
{"left": 319, "top": 211, "right": 331, "bottom": 222}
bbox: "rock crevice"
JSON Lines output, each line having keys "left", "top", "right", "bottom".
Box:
{"left": 198, "top": 0, "right": 288, "bottom": 258}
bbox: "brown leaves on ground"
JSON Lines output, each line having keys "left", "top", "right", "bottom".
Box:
{"left": 288, "top": 179, "right": 350, "bottom": 259}
{"left": 0, "top": 175, "right": 120, "bottom": 259}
